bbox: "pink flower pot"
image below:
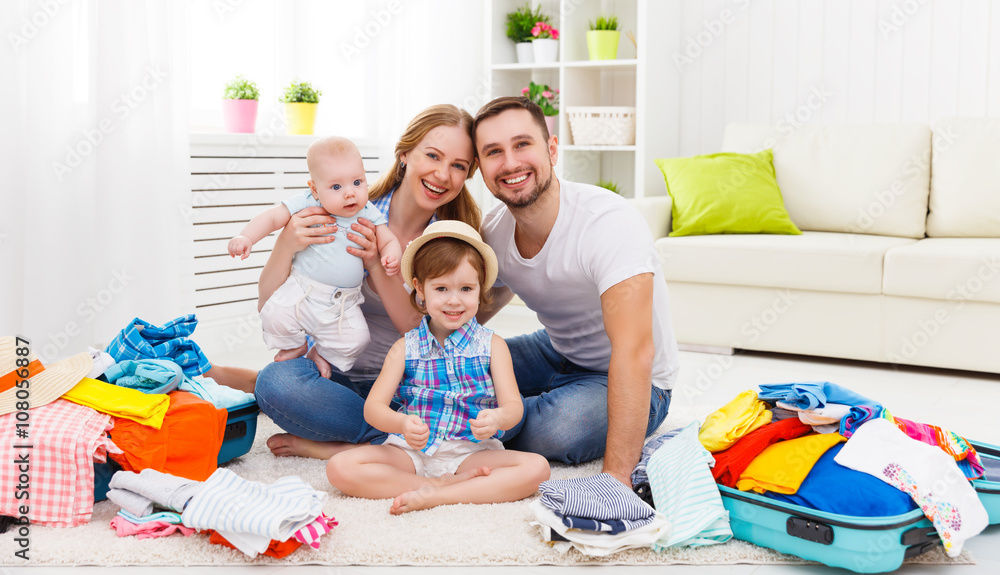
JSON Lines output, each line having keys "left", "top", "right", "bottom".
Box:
{"left": 222, "top": 99, "right": 258, "bottom": 133}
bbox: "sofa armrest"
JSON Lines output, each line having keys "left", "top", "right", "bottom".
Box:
{"left": 627, "top": 196, "right": 672, "bottom": 239}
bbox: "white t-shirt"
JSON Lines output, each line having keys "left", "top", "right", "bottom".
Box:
{"left": 481, "top": 178, "right": 680, "bottom": 390}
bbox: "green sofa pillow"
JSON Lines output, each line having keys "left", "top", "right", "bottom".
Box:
{"left": 654, "top": 150, "right": 801, "bottom": 237}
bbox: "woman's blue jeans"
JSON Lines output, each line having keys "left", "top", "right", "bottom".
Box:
{"left": 254, "top": 329, "right": 671, "bottom": 465}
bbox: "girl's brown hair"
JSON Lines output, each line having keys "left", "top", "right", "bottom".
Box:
{"left": 409, "top": 238, "right": 493, "bottom": 315}
{"left": 370, "top": 104, "right": 482, "bottom": 231}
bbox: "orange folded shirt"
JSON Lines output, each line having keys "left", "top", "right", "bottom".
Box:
{"left": 109, "top": 390, "right": 227, "bottom": 481}
{"left": 206, "top": 530, "right": 303, "bottom": 558}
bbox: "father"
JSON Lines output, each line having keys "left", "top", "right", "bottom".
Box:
{"left": 472, "top": 97, "right": 680, "bottom": 488}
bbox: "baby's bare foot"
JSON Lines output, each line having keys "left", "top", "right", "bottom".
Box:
{"left": 306, "top": 346, "right": 333, "bottom": 379}
{"left": 274, "top": 343, "right": 308, "bottom": 362}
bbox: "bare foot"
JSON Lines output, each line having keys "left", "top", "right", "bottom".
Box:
{"left": 266, "top": 433, "right": 358, "bottom": 459}
{"left": 389, "top": 466, "right": 492, "bottom": 514}
{"left": 306, "top": 346, "right": 333, "bottom": 379}
{"left": 275, "top": 342, "right": 308, "bottom": 362}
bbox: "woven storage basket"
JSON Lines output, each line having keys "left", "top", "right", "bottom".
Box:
{"left": 566, "top": 106, "right": 636, "bottom": 145}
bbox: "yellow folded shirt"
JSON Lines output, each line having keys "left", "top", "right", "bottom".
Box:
{"left": 736, "top": 433, "right": 847, "bottom": 494}
{"left": 61, "top": 377, "right": 169, "bottom": 429}
{"left": 699, "top": 390, "right": 773, "bottom": 452}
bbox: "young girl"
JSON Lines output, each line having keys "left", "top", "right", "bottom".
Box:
{"left": 326, "top": 220, "right": 550, "bottom": 514}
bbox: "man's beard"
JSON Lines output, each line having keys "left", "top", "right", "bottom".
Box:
{"left": 496, "top": 167, "right": 553, "bottom": 209}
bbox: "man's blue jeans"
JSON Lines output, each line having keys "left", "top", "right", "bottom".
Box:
{"left": 254, "top": 329, "right": 671, "bottom": 464}
{"left": 499, "top": 329, "right": 671, "bottom": 465}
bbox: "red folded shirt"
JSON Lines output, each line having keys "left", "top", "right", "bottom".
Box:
{"left": 712, "top": 417, "right": 813, "bottom": 488}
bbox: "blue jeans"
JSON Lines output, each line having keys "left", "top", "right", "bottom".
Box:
{"left": 500, "top": 329, "right": 671, "bottom": 465}
{"left": 254, "top": 357, "right": 391, "bottom": 445}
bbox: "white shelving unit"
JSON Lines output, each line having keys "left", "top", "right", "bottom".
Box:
{"left": 485, "top": 0, "right": 676, "bottom": 198}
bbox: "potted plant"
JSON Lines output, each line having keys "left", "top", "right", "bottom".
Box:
{"left": 222, "top": 75, "right": 259, "bottom": 133}
{"left": 596, "top": 179, "right": 622, "bottom": 195}
{"left": 530, "top": 21, "right": 560, "bottom": 64}
{"left": 280, "top": 80, "right": 322, "bottom": 135}
{"left": 587, "top": 14, "right": 620, "bottom": 60}
{"left": 506, "top": 4, "right": 549, "bottom": 64}
{"left": 522, "top": 81, "right": 559, "bottom": 136}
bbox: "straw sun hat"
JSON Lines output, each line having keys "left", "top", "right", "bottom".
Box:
{"left": 0, "top": 336, "right": 92, "bottom": 416}
{"left": 400, "top": 220, "right": 498, "bottom": 291}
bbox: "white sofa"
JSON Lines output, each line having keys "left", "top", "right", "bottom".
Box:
{"left": 636, "top": 118, "right": 1000, "bottom": 375}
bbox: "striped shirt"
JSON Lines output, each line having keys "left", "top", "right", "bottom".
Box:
{"left": 393, "top": 317, "right": 498, "bottom": 455}
{"left": 538, "top": 473, "right": 655, "bottom": 532}
{"left": 648, "top": 421, "right": 733, "bottom": 549}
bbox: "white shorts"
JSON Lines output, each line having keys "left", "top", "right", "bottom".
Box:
{"left": 259, "top": 270, "right": 369, "bottom": 372}
{"left": 383, "top": 434, "right": 504, "bottom": 478}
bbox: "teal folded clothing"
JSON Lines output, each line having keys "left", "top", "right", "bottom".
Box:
{"left": 117, "top": 509, "right": 183, "bottom": 525}
{"left": 179, "top": 376, "right": 255, "bottom": 410}
{"left": 105, "top": 359, "right": 183, "bottom": 395}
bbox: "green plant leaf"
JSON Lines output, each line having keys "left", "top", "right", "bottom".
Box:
{"left": 280, "top": 80, "right": 322, "bottom": 103}
{"left": 505, "top": 3, "right": 551, "bottom": 43}
{"left": 589, "top": 14, "right": 619, "bottom": 31}
{"left": 223, "top": 75, "right": 259, "bottom": 100}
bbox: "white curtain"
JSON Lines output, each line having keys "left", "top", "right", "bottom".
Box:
{"left": 0, "top": 0, "right": 191, "bottom": 362}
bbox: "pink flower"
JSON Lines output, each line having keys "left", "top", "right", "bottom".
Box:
{"left": 531, "top": 25, "right": 541, "bottom": 36}
{"left": 542, "top": 91, "right": 553, "bottom": 99}
{"left": 555, "top": 88, "right": 560, "bottom": 93}
{"left": 521, "top": 87, "right": 530, "bottom": 95}
{"left": 551, "top": 29, "right": 560, "bottom": 39}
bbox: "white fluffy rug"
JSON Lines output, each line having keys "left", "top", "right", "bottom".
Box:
{"left": 0, "top": 407, "right": 975, "bottom": 567}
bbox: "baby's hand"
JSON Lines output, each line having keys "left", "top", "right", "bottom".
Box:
{"left": 402, "top": 414, "right": 429, "bottom": 450}
{"left": 382, "top": 253, "right": 400, "bottom": 276}
{"left": 470, "top": 409, "right": 501, "bottom": 440}
{"left": 228, "top": 235, "right": 252, "bottom": 260}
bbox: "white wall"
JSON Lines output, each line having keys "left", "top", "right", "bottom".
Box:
{"left": 663, "top": 0, "right": 1000, "bottom": 156}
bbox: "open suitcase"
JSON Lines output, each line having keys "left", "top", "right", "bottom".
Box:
{"left": 93, "top": 398, "right": 260, "bottom": 502}
{"left": 718, "top": 440, "right": 1000, "bottom": 573}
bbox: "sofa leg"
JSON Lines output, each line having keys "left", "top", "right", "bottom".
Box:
{"left": 678, "top": 343, "right": 735, "bottom": 355}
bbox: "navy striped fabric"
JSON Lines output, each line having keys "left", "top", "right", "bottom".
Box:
{"left": 539, "top": 473, "right": 655, "bottom": 532}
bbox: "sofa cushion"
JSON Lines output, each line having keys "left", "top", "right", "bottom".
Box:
{"left": 657, "top": 231, "right": 916, "bottom": 294}
{"left": 722, "top": 123, "right": 931, "bottom": 239}
{"left": 926, "top": 118, "right": 1000, "bottom": 237}
{"left": 883, "top": 239, "right": 1000, "bottom": 304}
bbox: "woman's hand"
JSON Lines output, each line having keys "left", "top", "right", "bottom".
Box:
{"left": 276, "top": 206, "right": 338, "bottom": 253}
{"left": 346, "top": 218, "right": 380, "bottom": 270}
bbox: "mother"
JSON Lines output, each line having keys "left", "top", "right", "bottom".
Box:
{"left": 254, "top": 104, "right": 482, "bottom": 459}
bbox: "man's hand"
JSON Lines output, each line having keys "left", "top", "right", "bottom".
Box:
{"left": 470, "top": 409, "right": 501, "bottom": 440}
{"left": 603, "top": 468, "right": 634, "bottom": 490}
{"left": 402, "top": 414, "right": 429, "bottom": 450}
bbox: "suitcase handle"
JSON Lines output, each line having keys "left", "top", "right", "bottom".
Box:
{"left": 900, "top": 526, "right": 939, "bottom": 546}
{"left": 786, "top": 516, "right": 834, "bottom": 544}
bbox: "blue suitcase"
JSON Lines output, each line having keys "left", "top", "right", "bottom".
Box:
{"left": 93, "top": 399, "right": 259, "bottom": 502}
{"left": 718, "top": 439, "right": 1000, "bottom": 573}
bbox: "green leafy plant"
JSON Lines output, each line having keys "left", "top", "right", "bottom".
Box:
{"left": 280, "top": 80, "right": 322, "bottom": 104}
{"left": 521, "top": 81, "right": 559, "bottom": 116}
{"left": 223, "top": 75, "right": 259, "bottom": 100}
{"left": 596, "top": 179, "right": 621, "bottom": 194}
{"left": 589, "top": 14, "right": 619, "bottom": 31}
{"left": 506, "top": 3, "right": 550, "bottom": 43}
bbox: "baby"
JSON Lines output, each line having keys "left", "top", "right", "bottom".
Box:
{"left": 228, "top": 136, "right": 401, "bottom": 375}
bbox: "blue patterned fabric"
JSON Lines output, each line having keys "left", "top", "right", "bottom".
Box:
{"left": 539, "top": 473, "right": 655, "bottom": 532}
{"left": 757, "top": 381, "right": 880, "bottom": 411}
{"left": 393, "top": 317, "right": 498, "bottom": 455}
{"left": 105, "top": 315, "right": 211, "bottom": 377}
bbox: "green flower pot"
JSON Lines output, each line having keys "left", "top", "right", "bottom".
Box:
{"left": 586, "top": 30, "right": 620, "bottom": 60}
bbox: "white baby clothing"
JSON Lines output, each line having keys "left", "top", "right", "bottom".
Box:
{"left": 382, "top": 434, "right": 503, "bottom": 478}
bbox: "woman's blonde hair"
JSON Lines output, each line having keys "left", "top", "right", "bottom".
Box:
{"left": 369, "top": 104, "right": 482, "bottom": 231}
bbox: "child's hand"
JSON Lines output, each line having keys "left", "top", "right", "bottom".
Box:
{"left": 402, "top": 414, "right": 429, "bottom": 450}
{"left": 470, "top": 409, "right": 501, "bottom": 440}
{"left": 382, "top": 253, "right": 400, "bottom": 276}
{"left": 228, "top": 235, "right": 252, "bottom": 260}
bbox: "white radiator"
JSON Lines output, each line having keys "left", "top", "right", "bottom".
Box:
{"left": 188, "top": 133, "right": 389, "bottom": 355}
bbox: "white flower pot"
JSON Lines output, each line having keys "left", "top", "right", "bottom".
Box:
{"left": 515, "top": 42, "right": 534, "bottom": 64}
{"left": 532, "top": 38, "right": 559, "bottom": 64}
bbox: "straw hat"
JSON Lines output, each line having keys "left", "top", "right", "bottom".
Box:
{"left": 0, "top": 337, "right": 93, "bottom": 416}
{"left": 401, "top": 220, "right": 498, "bottom": 290}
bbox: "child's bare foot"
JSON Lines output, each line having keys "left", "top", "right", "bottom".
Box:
{"left": 306, "top": 346, "right": 333, "bottom": 379}
{"left": 389, "top": 466, "right": 492, "bottom": 514}
{"left": 266, "top": 433, "right": 358, "bottom": 459}
{"left": 274, "top": 342, "right": 308, "bottom": 362}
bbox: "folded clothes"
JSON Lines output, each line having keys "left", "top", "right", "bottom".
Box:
{"left": 631, "top": 428, "right": 683, "bottom": 487}
{"left": 736, "top": 433, "right": 846, "bottom": 494}
{"left": 109, "top": 468, "right": 204, "bottom": 514}
{"left": 712, "top": 418, "right": 813, "bottom": 488}
{"left": 758, "top": 382, "right": 879, "bottom": 411}
{"left": 105, "top": 359, "right": 183, "bottom": 395}
{"left": 840, "top": 404, "right": 893, "bottom": 438}
{"left": 179, "top": 375, "right": 254, "bottom": 409}
{"left": 539, "top": 473, "right": 655, "bottom": 532}
{"left": 117, "top": 509, "right": 183, "bottom": 525}
{"left": 109, "top": 516, "right": 195, "bottom": 539}
{"left": 893, "top": 417, "right": 985, "bottom": 480}
{"left": 293, "top": 513, "right": 338, "bottom": 550}
{"left": 87, "top": 346, "right": 116, "bottom": 379}
{"left": 699, "top": 390, "right": 772, "bottom": 452}
{"left": 207, "top": 530, "right": 303, "bottom": 558}
{"left": 106, "top": 315, "right": 211, "bottom": 377}
{"left": 62, "top": 377, "right": 169, "bottom": 429}
{"left": 529, "top": 500, "right": 671, "bottom": 557}
{"left": 776, "top": 401, "right": 852, "bottom": 426}
{"left": 766, "top": 443, "right": 918, "bottom": 517}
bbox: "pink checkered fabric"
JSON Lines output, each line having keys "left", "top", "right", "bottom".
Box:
{"left": 1, "top": 399, "right": 121, "bottom": 527}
